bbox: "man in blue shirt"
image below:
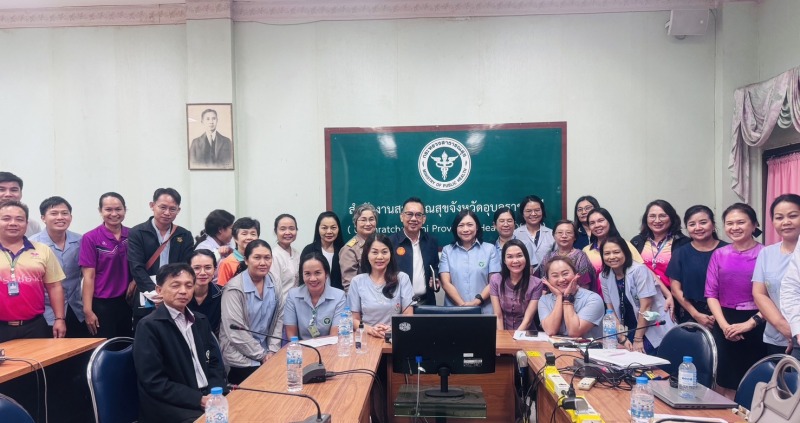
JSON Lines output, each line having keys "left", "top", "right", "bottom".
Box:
{"left": 30, "top": 196, "right": 87, "bottom": 337}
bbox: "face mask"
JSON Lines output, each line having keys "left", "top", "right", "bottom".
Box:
{"left": 641, "top": 311, "right": 661, "bottom": 322}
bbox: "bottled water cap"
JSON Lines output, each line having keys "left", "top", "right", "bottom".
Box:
{"left": 636, "top": 376, "right": 649, "bottom": 385}
{"left": 290, "top": 336, "right": 299, "bottom": 342}
{"left": 210, "top": 387, "right": 223, "bottom": 395}
{"left": 683, "top": 356, "right": 693, "bottom": 363}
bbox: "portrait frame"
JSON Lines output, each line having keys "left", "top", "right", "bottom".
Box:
{"left": 186, "top": 103, "right": 235, "bottom": 170}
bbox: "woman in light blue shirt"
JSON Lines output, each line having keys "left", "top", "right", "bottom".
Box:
{"left": 219, "top": 239, "right": 284, "bottom": 384}
{"left": 440, "top": 210, "right": 501, "bottom": 314}
{"left": 348, "top": 234, "right": 414, "bottom": 340}
{"left": 754, "top": 194, "right": 800, "bottom": 356}
{"left": 285, "top": 252, "right": 346, "bottom": 340}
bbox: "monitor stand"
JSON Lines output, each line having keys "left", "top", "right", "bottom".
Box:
{"left": 425, "top": 368, "right": 465, "bottom": 398}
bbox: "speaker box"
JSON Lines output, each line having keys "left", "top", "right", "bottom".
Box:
{"left": 666, "top": 9, "right": 709, "bottom": 37}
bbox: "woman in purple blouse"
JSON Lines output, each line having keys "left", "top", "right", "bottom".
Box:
{"left": 705, "top": 203, "right": 768, "bottom": 398}
{"left": 489, "top": 239, "right": 543, "bottom": 331}
{"left": 541, "top": 220, "right": 596, "bottom": 291}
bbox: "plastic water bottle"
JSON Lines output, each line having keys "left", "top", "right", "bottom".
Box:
{"left": 355, "top": 322, "right": 367, "bottom": 354}
{"left": 205, "top": 386, "right": 228, "bottom": 423}
{"left": 287, "top": 336, "right": 303, "bottom": 392}
{"left": 678, "top": 356, "right": 697, "bottom": 399}
{"left": 602, "top": 309, "right": 617, "bottom": 349}
{"left": 343, "top": 306, "right": 354, "bottom": 343}
{"left": 630, "top": 376, "right": 654, "bottom": 423}
{"left": 338, "top": 312, "right": 351, "bottom": 357}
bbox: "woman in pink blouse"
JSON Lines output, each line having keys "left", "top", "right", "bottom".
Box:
{"left": 705, "top": 203, "right": 768, "bottom": 398}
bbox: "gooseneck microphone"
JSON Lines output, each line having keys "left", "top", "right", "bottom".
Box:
{"left": 228, "top": 324, "right": 327, "bottom": 384}
{"left": 227, "top": 383, "right": 331, "bottom": 423}
{"left": 581, "top": 320, "right": 668, "bottom": 362}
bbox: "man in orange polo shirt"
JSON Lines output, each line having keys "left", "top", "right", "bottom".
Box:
{"left": 0, "top": 200, "right": 66, "bottom": 342}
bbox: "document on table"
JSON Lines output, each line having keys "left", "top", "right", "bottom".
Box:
{"left": 588, "top": 349, "right": 670, "bottom": 368}
{"left": 513, "top": 330, "right": 550, "bottom": 342}
{"left": 299, "top": 336, "right": 338, "bottom": 348}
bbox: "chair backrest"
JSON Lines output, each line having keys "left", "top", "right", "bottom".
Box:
{"left": 656, "top": 322, "right": 717, "bottom": 387}
{"left": 414, "top": 305, "right": 482, "bottom": 315}
{"left": 0, "top": 393, "right": 34, "bottom": 423}
{"left": 86, "top": 337, "right": 138, "bottom": 423}
{"left": 735, "top": 353, "right": 800, "bottom": 409}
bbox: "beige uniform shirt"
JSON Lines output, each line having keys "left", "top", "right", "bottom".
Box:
{"left": 338, "top": 235, "right": 365, "bottom": 293}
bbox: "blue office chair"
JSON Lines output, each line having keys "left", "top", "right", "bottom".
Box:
{"left": 655, "top": 322, "right": 717, "bottom": 387}
{"left": 0, "top": 393, "right": 34, "bottom": 423}
{"left": 414, "top": 305, "right": 482, "bottom": 314}
{"left": 735, "top": 353, "right": 799, "bottom": 409}
{"left": 86, "top": 337, "right": 138, "bottom": 423}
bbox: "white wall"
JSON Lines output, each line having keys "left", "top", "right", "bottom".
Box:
{"left": 234, "top": 12, "right": 717, "bottom": 241}
{"left": 0, "top": 25, "right": 189, "bottom": 234}
{"left": 1, "top": 10, "right": 720, "bottom": 245}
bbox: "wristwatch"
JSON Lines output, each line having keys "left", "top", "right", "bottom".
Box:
{"left": 751, "top": 314, "right": 765, "bottom": 326}
{"left": 474, "top": 294, "right": 484, "bottom": 305}
{"left": 563, "top": 294, "right": 576, "bottom": 304}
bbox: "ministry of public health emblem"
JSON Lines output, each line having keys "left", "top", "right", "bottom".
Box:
{"left": 418, "top": 137, "right": 471, "bottom": 191}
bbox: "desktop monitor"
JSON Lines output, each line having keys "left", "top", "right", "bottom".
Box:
{"left": 413, "top": 305, "right": 481, "bottom": 315}
{"left": 391, "top": 314, "right": 496, "bottom": 398}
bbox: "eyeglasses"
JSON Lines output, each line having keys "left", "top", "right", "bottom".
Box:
{"left": 156, "top": 205, "right": 179, "bottom": 214}
{"left": 403, "top": 212, "right": 425, "bottom": 219}
{"left": 647, "top": 214, "right": 669, "bottom": 221}
{"left": 523, "top": 209, "right": 542, "bottom": 216}
{"left": 357, "top": 217, "right": 376, "bottom": 224}
{"left": 577, "top": 206, "right": 594, "bottom": 213}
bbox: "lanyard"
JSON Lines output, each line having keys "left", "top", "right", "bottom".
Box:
{"left": 647, "top": 237, "right": 670, "bottom": 270}
{"left": 2, "top": 250, "right": 23, "bottom": 281}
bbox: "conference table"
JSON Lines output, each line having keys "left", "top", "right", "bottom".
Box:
{"left": 196, "top": 335, "right": 384, "bottom": 423}
{"left": 525, "top": 340, "right": 743, "bottom": 423}
{"left": 203, "top": 331, "right": 744, "bottom": 422}
{"left": 0, "top": 337, "right": 106, "bottom": 423}
{"left": 0, "top": 337, "right": 105, "bottom": 383}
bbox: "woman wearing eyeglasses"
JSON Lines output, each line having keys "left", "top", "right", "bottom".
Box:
{"left": 513, "top": 195, "right": 554, "bottom": 271}
{"left": 339, "top": 203, "right": 378, "bottom": 293}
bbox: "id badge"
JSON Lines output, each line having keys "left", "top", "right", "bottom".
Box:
{"left": 8, "top": 281, "right": 20, "bottom": 296}
{"left": 308, "top": 325, "right": 321, "bottom": 338}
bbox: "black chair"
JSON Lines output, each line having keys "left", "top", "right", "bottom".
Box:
{"left": 86, "top": 337, "right": 138, "bottom": 423}
{"left": 735, "top": 353, "right": 800, "bottom": 409}
{"left": 655, "top": 322, "right": 717, "bottom": 387}
{"left": 0, "top": 393, "right": 34, "bottom": 423}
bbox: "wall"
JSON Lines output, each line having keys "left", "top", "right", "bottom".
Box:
{"left": 234, "top": 12, "right": 717, "bottom": 241}
{"left": 1, "top": 9, "right": 719, "bottom": 245}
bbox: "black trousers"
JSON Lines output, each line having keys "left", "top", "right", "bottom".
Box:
{"left": 227, "top": 366, "right": 260, "bottom": 385}
{"left": 93, "top": 295, "right": 133, "bottom": 338}
{"left": 0, "top": 315, "right": 51, "bottom": 343}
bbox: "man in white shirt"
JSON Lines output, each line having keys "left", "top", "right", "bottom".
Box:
{"left": 389, "top": 197, "right": 440, "bottom": 305}
{"left": 189, "top": 108, "right": 233, "bottom": 168}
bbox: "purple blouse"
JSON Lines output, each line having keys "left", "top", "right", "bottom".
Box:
{"left": 79, "top": 224, "right": 131, "bottom": 299}
{"left": 704, "top": 243, "right": 764, "bottom": 310}
{"left": 489, "top": 273, "right": 543, "bottom": 330}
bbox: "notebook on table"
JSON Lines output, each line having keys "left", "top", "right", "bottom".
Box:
{"left": 650, "top": 380, "right": 738, "bottom": 409}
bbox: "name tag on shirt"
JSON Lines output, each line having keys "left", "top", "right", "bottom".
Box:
{"left": 7, "top": 281, "right": 19, "bottom": 296}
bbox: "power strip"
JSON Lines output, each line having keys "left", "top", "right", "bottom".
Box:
{"left": 559, "top": 396, "right": 605, "bottom": 423}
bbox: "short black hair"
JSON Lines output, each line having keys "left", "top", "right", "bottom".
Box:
{"left": 450, "top": 209, "right": 483, "bottom": 245}
{"left": 189, "top": 249, "right": 217, "bottom": 268}
{"left": 0, "top": 200, "right": 29, "bottom": 220}
{"left": 201, "top": 109, "right": 218, "bottom": 120}
{"left": 152, "top": 188, "right": 182, "bottom": 205}
{"left": 298, "top": 251, "right": 331, "bottom": 286}
{"left": 233, "top": 217, "right": 261, "bottom": 238}
{"left": 99, "top": 192, "right": 126, "bottom": 210}
{"left": 39, "top": 196, "right": 72, "bottom": 216}
{"left": 204, "top": 209, "right": 235, "bottom": 237}
{"left": 274, "top": 213, "right": 298, "bottom": 232}
{"left": 0, "top": 172, "right": 23, "bottom": 189}
{"left": 155, "top": 262, "right": 195, "bottom": 286}
{"left": 402, "top": 197, "right": 425, "bottom": 210}
{"left": 519, "top": 195, "right": 547, "bottom": 223}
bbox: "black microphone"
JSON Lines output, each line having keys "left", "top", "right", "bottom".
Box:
{"left": 227, "top": 383, "right": 331, "bottom": 423}
{"left": 228, "top": 324, "right": 327, "bottom": 384}
{"left": 384, "top": 296, "right": 421, "bottom": 343}
{"left": 572, "top": 320, "right": 668, "bottom": 377}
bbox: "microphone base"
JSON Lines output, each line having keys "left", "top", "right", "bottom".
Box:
{"left": 303, "top": 363, "right": 327, "bottom": 384}
{"left": 291, "top": 413, "right": 331, "bottom": 423}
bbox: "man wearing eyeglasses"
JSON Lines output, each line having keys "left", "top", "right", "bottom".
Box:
{"left": 389, "top": 197, "right": 440, "bottom": 305}
{"left": 128, "top": 188, "right": 194, "bottom": 329}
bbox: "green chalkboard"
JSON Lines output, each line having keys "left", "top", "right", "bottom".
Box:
{"left": 325, "top": 123, "right": 566, "bottom": 247}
